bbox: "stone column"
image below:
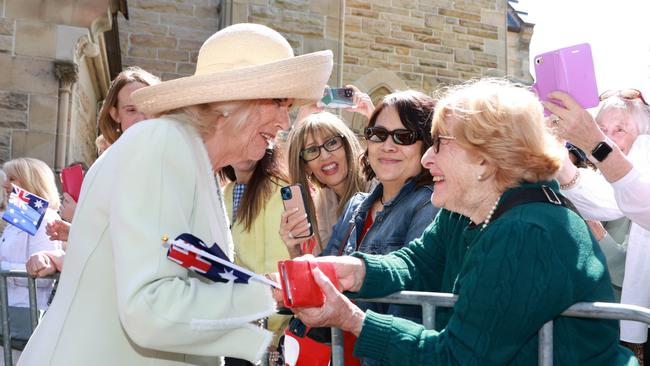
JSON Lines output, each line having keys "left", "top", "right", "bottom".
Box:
{"left": 53, "top": 61, "right": 78, "bottom": 173}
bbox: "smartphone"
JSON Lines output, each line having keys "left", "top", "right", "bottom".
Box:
{"left": 280, "top": 184, "right": 314, "bottom": 238}
{"left": 532, "top": 43, "right": 599, "bottom": 116}
{"left": 60, "top": 164, "right": 84, "bottom": 202}
{"left": 316, "top": 87, "right": 355, "bottom": 108}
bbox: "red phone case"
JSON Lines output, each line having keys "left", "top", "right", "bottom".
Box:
{"left": 60, "top": 164, "right": 84, "bottom": 202}
{"left": 278, "top": 260, "right": 339, "bottom": 308}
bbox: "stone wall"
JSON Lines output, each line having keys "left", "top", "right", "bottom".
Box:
{"left": 0, "top": 0, "right": 109, "bottom": 168}
{"left": 118, "top": 0, "right": 221, "bottom": 80}
{"left": 506, "top": 23, "right": 533, "bottom": 84}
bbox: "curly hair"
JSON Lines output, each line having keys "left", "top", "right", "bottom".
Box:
{"left": 431, "top": 78, "right": 564, "bottom": 192}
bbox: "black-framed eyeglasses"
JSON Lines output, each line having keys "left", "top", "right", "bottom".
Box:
{"left": 431, "top": 134, "right": 456, "bottom": 153}
{"left": 364, "top": 127, "right": 421, "bottom": 145}
{"left": 300, "top": 135, "right": 345, "bottom": 162}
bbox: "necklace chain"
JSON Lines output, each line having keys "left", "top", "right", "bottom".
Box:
{"left": 480, "top": 195, "right": 501, "bottom": 231}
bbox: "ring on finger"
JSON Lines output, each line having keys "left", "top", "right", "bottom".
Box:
{"left": 550, "top": 114, "right": 561, "bottom": 124}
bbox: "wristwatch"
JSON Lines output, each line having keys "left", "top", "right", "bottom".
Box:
{"left": 590, "top": 140, "right": 613, "bottom": 162}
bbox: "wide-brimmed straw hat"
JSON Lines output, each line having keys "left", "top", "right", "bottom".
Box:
{"left": 132, "top": 23, "right": 333, "bottom": 115}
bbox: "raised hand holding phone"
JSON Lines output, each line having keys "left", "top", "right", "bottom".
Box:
{"left": 532, "top": 43, "right": 599, "bottom": 116}
{"left": 317, "top": 87, "right": 356, "bottom": 109}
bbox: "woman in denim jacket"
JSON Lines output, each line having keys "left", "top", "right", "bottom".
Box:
{"left": 321, "top": 91, "right": 438, "bottom": 365}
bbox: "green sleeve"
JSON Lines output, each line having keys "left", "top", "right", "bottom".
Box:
{"left": 349, "top": 211, "right": 450, "bottom": 299}
{"left": 354, "top": 221, "right": 575, "bottom": 365}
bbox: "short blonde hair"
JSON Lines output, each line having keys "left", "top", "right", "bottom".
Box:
{"left": 431, "top": 78, "right": 564, "bottom": 192}
{"left": 2, "top": 158, "right": 61, "bottom": 210}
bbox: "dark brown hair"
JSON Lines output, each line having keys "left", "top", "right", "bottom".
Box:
{"left": 218, "top": 146, "right": 288, "bottom": 231}
{"left": 361, "top": 90, "right": 435, "bottom": 186}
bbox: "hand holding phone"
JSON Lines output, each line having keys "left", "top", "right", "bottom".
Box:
{"left": 532, "top": 43, "right": 599, "bottom": 116}
{"left": 317, "top": 87, "right": 356, "bottom": 109}
{"left": 280, "top": 184, "right": 314, "bottom": 239}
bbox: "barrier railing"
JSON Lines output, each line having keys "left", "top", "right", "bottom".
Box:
{"left": 329, "top": 291, "right": 650, "bottom": 366}
{"left": 0, "top": 270, "right": 58, "bottom": 366}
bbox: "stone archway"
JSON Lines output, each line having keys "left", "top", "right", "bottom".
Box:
{"left": 344, "top": 69, "right": 410, "bottom": 133}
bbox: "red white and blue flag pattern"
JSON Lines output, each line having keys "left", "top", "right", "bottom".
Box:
{"left": 2, "top": 184, "right": 49, "bottom": 236}
{"left": 167, "top": 233, "right": 279, "bottom": 288}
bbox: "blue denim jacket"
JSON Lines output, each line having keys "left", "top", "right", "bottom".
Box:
{"left": 324, "top": 179, "right": 436, "bottom": 328}
{"left": 323, "top": 178, "right": 437, "bottom": 258}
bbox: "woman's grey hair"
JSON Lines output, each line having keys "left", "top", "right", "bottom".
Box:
{"left": 597, "top": 96, "right": 650, "bottom": 135}
{"left": 162, "top": 100, "right": 256, "bottom": 138}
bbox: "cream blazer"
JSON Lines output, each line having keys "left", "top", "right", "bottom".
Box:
{"left": 18, "top": 118, "right": 276, "bottom": 366}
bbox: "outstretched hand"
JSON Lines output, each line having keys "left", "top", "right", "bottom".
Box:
{"left": 293, "top": 267, "right": 366, "bottom": 336}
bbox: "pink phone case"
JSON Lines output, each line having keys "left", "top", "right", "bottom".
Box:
{"left": 532, "top": 43, "right": 599, "bottom": 116}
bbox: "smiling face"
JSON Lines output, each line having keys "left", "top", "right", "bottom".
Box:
{"left": 421, "top": 116, "right": 484, "bottom": 213}
{"left": 367, "top": 105, "right": 423, "bottom": 189}
{"left": 596, "top": 108, "right": 640, "bottom": 155}
{"left": 303, "top": 133, "right": 349, "bottom": 195}
{"left": 109, "top": 82, "right": 148, "bottom": 132}
{"left": 205, "top": 99, "right": 292, "bottom": 171}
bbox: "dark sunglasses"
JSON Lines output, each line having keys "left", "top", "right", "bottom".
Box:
{"left": 364, "top": 127, "right": 421, "bottom": 145}
{"left": 431, "top": 134, "right": 456, "bottom": 153}
{"left": 599, "top": 89, "right": 648, "bottom": 106}
{"left": 300, "top": 135, "right": 345, "bottom": 162}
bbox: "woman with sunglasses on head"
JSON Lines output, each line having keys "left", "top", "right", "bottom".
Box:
{"left": 281, "top": 111, "right": 368, "bottom": 257}
{"left": 546, "top": 89, "right": 650, "bottom": 363}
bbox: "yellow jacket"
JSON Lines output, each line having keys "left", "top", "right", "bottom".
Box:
{"left": 224, "top": 180, "right": 291, "bottom": 345}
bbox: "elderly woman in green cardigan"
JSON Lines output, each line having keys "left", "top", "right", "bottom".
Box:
{"left": 291, "top": 79, "right": 638, "bottom": 365}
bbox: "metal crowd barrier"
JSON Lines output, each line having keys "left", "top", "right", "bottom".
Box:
{"left": 0, "top": 270, "right": 58, "bottom": 366}
{"left": 329, "top": 291, "right": 650, "bottom": 366}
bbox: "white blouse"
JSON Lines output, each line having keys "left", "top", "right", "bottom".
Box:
{"left": 0, "top": 208, "right": 62, "bottom": 310}
{"left": 562, "top": 135, "right": 650, "bottom": 343}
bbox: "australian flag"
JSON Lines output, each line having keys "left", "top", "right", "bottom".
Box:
{"left": 167, "top": 233, "right": 278, "bottom": 287}
{"left": 2, "top": 184, "right": 49, "bottom": 236}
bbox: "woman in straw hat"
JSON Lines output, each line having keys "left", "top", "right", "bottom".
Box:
{"left": 17, "top": 23, "right": 332, "bottom": 366}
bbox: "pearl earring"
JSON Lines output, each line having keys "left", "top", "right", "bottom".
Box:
{"left": 222, "top": 111, "right": 230, "bottom": 118}
{"left": 477, "top": 174, "right": 483, "bottom": 181}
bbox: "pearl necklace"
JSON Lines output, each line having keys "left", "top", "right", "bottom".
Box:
{"left": 480, "top": 195, "right": 501, "bottom": 231}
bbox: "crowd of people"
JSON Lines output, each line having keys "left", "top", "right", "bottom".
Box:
{"left": 0, "top": 22, "right": 647, "bottom": 366}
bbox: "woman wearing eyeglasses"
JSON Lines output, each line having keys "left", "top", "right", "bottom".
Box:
{"left": 546, "top": 89, "right": 650, "bottom": 362}
{"left": 290, "top": 79, "right": 636, "bottom": 366}
{"left": 281, "top": 111, "right": 367, "bottom": 257}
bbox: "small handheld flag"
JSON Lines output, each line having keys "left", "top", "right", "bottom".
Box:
{"left": 2, "top": 184, "right": 49, "bottom": 236}
{"left": 166, "top": 233, "right": 280, "bottom": 288}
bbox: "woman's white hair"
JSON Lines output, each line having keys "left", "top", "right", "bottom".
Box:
{"left": 597, "top": 96, "right": 650, "bottom": 135}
